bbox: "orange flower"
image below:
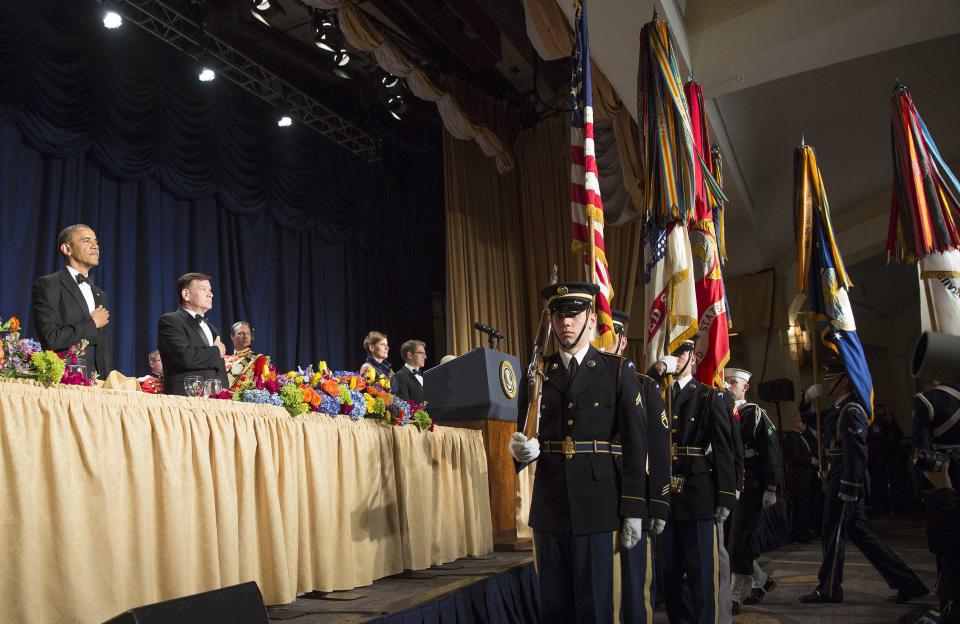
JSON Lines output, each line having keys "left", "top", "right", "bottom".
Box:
{"left": 321, "top": 378, "right": 341, "bottom": 397}
{"left": 8, "top": 317, "right": 19, "bottom": 333}
{"left": 301, "top": 384, "right": 322, "bottom": 409}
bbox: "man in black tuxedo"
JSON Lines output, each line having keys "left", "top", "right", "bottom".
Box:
{"left": 392, "top": 339, "right": 426, "bottom": 403}
{"left": 157, "top": 272, "right": 228, "bottom": 396}
{"left": 31, "top": 224, "right": 112, "bottom": 378}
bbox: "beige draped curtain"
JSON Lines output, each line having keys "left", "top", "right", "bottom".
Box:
{"left": 446, "top": 110, "right": 644, "bottom": 358}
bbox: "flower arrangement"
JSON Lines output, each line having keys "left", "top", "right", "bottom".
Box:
{"left": 1, "top": 316, "right": 67, "bottom": 387}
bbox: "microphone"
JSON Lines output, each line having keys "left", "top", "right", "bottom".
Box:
{"left": 474, "top": 322, "right": 505, "bottom": 340}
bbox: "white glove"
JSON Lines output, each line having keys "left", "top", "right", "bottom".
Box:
{"left": 714, "top": 506, "right": 730, "bottom": 523}
{"left": 508, "top": 432, "right": 540, "bottom": 463}
{"left": 838, "top": 492, "right": 857, "bottom": 503}
{"left": 621, "top": 517, "right": 644, "bottom": 549}
{"left": 762, "top": 491, "right": 777, "bottom": 509}
{"left": 646, "top": 517, "right": 666, "bottom": 536}
{"left": 804, "top": 383, "right": 822, "bottom": 401}
{"left": 657, "top": 355, "right": 678, "bottom": 374}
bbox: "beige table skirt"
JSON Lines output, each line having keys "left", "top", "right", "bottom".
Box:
{"left": 0, "top": 380, "right": 492, "bottom": 624}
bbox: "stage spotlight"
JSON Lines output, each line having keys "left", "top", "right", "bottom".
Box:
{"left": 333, "top": 49, "right": 350, "bottom": 67}
{"left": 277, "top": 114, "right": 293, "bottom": 127}
{"left": 251, "top": 0, "right": 284, "bottom": 27}
{"left": 198, "top": 66, "right": 215, "bottom": 82}
{"left": 387, "top": 94, "right": 407, "bottom": 121}
{"left": 102, "top": 4, "right": 123, "bottom": 29}
{"left": 381, "top": 72, "right": 399, "bottom": 89}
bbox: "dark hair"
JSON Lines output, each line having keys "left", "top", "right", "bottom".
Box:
{"left": 57, "top": 224, "right": 93, "bottom": 255}
{"left": 400, "top": 340, "right": 425, "bottom": 359}
{"left": 176, "top": 272, "right": 212, "bottom": 304}
{"left": 231, "top": 321, "right": 254, "bottom": 337}
{"left": 363, "top": 331, "right": 387, "bottom": 354}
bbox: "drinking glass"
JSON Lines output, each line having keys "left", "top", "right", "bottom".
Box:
{"left": 67, "top": 357, "right": 88, "bottom": 380}
{"left": 204, "top": 378, "right": 223, "bottom": 397}
{"left": 184, "top": 375, "right": 204, "bottom": 397}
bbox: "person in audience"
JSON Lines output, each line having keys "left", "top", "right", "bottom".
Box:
{"left": 31, "top": 224, "right": 113, "bottom": 378}
{"left": 359, "top": 331, "right": 392, "bottom": 381}
{"left": 224, "top": 321, "right": 267, "bottom": 390}
{"left": 230, "top": 321, "right": 254, "bottom": 357}
{"left": 138, "top": 350, "right": 164, "bottom": 394}
{"left": 439, "top": 354, "right": 456, "bottom": 365}
{"left": 392, "top": 340, "right": 426, "bottom": 403}
{"left": 157, "top": 272, "right": 228, "bottom": 396}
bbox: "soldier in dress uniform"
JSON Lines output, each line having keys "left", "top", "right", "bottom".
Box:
{"left": 912, "top": 382, "right": 960, "bottom": 614}
{"left": 611, "top": 309, "right": 670, "bottom": 623}
{"left": 647, "top": 338, "right": 737, "bottom": 624}
{"left": 508, "top": 283, "right": 647, "bottom": 624}
{"left": 724, "top": 368, "right": 781, "bottom": 612}
{"left": 798, "top": 360, "right": 928, "bottom": 604}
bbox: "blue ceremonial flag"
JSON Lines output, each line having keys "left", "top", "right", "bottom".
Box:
{"left": 795, "top": 145, "right": 874, "bottom": 420}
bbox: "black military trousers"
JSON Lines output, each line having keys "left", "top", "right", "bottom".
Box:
{"left": 788, "top": 487, "right": 813, "bottom": 541}
{"left": 534, "top": 529, "right": 614, "bottom": 624}
{"left": 620, "top": 532, "right": 655, "bottom": 623}
{"left": 729, "top": 489, "right": 763, "bottom": 576}
{"left": 816, "top": 495, "right": 926, "bottom": 599}
{"left": 657, "top": 519, "right": 719, "bottom": 624}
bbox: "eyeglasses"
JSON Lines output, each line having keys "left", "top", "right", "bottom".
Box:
{"left": 413, "top": 351, "right": 426, "bottom": 356}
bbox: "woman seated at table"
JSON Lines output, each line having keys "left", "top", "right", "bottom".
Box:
{"left": 359, "top": 331, "right": 393, "bottom": 382}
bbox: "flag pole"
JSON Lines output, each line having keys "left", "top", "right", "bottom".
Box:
{"left": 805, "top": 311, "right": 826, "bottom": 482}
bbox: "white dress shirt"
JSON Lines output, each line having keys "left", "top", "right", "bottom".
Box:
{"left": 405, "top": 363, "right": 423, "bottom": 386}
{"left": 558, "top": 343, "right": 590, "bottom": 371}
{"left": 181, "top": 307, "right": 214, "bottom": 346}
{"left": 65, "top": 266, "right": 95, "bottom": 314}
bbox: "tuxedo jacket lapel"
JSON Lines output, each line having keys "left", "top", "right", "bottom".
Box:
{"left": 58, "top": 269, "right": 89, "bottom": 316}
{"left": 178, "top": 308, "right": 210, "bottom": 346}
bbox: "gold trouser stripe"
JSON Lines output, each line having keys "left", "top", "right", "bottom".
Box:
{"left": 712, "top": 524, "right": 720, "bottom": 624}
{"left": 612, "top": 532, "right": 622, "bottom": 620}
{"left": 644, "top": 536, "right": 653, "bottom": 623}
{"left": 532, "top": 534, "right": 539, "bottom": 576}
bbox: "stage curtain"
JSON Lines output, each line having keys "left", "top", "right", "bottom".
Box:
{"left": 0, "top": 0, "right": 442, "bottom": 376}
{"left": 0, "top": 380, "right": 492, "bottom": 623}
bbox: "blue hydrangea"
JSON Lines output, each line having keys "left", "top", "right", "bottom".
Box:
{"left": 348, "top": 390, "right": 366, "bottom": 421}
{"left": 319, "top": 393, "right": 340, "bottom": 416}
{"left": 241, "top": 389, "right": 283, "bottom": 406}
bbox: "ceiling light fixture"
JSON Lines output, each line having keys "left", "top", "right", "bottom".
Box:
{"left": 251, "top": 0, "right": 285, "bottom": 27}
{"left": 277, "top": 115, "right": 293, "bottom": 127}
{"left": 387, "top": 94, "right": 406, "bottom": 121}
{"left": 381, "top": 73, "right": 399, "bottom": 89}
{"left": 333, "top": 49, "right": 350, "bottom": 67}
{"left": 198, "top": 66, "right": 215, "bottom": 82}
{"left": 102, "top": 3, "right": 123, "bottom": 29}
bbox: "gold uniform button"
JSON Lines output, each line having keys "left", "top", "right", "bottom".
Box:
{"left": 567, "top": 419, "right": 574, "bottom": 426}
{"left": 671, "top": 428, "right": 677, "bottom": 434}
{"left": 567, "top": 402, "right": 574, "bottom": 409}
{"left": 672, "top": 416, "right": 678, "bottom": 421}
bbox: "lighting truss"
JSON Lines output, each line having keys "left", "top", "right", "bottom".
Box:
{"left": 109, "top": 0, "right": 380, "bottom": 161}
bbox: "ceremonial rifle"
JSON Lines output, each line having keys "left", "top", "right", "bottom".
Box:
{"left": 523, "top": 265, "right": 559, "bottom": 439}
{"left": 805, "top": 312, "right": 826, "bottom": 481}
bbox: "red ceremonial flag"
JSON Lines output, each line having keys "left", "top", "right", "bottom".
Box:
{"left": 570, "top": 0, "right": 615, "bottom": 350}
{"left": 685, "top": 81, "right": 729, "bottom": 388}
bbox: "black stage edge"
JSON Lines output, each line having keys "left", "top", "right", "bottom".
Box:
{"left": 267, "top": 552, "right": 537, "bottom": 624}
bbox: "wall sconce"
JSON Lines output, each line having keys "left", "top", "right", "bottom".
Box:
{"left": 786, "top": 322, "right": 811, "bottom": 363}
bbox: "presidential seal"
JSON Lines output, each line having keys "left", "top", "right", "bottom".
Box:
{"left": 499, "top": 360, "right": 518, "bottom": 399}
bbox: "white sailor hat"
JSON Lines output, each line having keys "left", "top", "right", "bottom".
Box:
{"left": 724, "top": 367, "right": 752, "bottom": 383}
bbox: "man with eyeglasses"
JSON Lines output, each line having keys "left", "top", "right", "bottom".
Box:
{"left": 393, "top": 340, "right": 427, "bottom": 403}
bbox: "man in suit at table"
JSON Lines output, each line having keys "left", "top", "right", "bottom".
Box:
{"left": 157, "top": 272, "right": 228, "bottom": 396}
{"left": 31, "top": 224, "right": 113, "bottom": 378}
{"left": 392, "top": 339, "right": 426, "bottom": 403}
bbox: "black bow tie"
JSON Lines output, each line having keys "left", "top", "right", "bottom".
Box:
{"left": 75, "top": 273, "right": 92, "bottom": 286}
{"left": 411, "top": 368, "right": 421, "bottom": 374}
{"left": 193, "top": 313, "right": 208, "bottom": 324}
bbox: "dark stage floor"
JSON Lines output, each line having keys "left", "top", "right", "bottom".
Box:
{"left": 267, "top": 510, "right": 938, "bottom": 623}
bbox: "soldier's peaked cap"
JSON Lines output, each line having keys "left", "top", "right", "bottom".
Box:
{"left": 541, "top": 282, "right": 599, "bottom": 314}
{"left": 611, "top": 310, "right": 630, "bottom": 333}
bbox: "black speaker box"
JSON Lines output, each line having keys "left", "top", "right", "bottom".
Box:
{"left": 103, "top": 581, "right": 268, "bottom": 624}
{"left": 757, "top": 378, "right": 795, "bottom": 403}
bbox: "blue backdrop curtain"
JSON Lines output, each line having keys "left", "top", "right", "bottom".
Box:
{"left": 0, "top": 0, "right": 443, "bottom": 376}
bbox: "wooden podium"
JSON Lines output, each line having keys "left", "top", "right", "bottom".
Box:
{"left": 423, "top": 348, "right": 531, "bottom": 550}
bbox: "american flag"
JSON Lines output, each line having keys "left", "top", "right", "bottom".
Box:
{"left": 570, "top": 0, "right": 615, "bottom": 350}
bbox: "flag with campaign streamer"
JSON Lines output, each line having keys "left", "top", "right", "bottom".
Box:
{"left": 887, "top": 83, "right": 960, "bottom": 335}
{"left": 685, "top": 80, "right": 730, "bottom": 388}
{"left": 570, "top": 0, "right": 614, "bottom": 350}
{"left": 795, "top": 144, "right": 874, "bottom": 421}
{"left": 637, "top": 19, "right": 726, "bottom": 367}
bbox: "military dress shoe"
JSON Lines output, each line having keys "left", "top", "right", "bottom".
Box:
{"left": 886, "top": 586, "right": 930, "bottom": 604}
{"left": 799, "top": 590, "right": 842, "bottom": 604}
{"left": 744, "top": 577, "right": 777, "bottom": 604}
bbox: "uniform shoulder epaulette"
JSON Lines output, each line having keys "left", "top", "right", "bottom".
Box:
{"left": 637, "top": 373, "right": 655, "bottom": 383}
{"left": 598, "top": 351, "right": 625, "bottom": 360}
